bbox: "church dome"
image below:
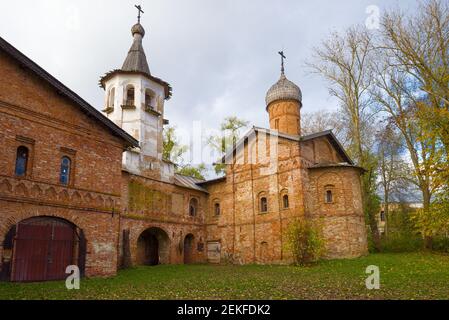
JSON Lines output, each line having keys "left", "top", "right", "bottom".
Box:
{"left": 265, "top": 73, "right": 302, "bottom": 107}
{"left": 131, "top": 23, "right": 145, "bottom": 37}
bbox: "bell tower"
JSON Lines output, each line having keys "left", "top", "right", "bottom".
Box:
{"left": 99, "top": 6, "right": 172, "bottom": 179}
{"left": 265, "top": 51, "right": 302, "bottom": 136}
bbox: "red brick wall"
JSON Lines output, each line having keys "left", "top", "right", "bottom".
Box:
{"left": 0, "top": 50, "right": 126, "bottom": 278}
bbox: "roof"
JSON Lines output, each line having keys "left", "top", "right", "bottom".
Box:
{"left": 266, "top": 72, "right": 302, "bottom": 107}
{"left": 220, "top": 127, "right": 353, "bottom": 165}
{"left": 99, "top": 69, "right": 172, "bottom": 100}
{"left": 0, "top": 36, "right": 139, "bottom": 148}
{"left": 196, "top": 176, "right": 226, "bottom": 185}
{"left": 174, "top": 174, "right": 208, "bottom": 193}
{"left": 122, "top": 23, "right": 150, "bottom": 75}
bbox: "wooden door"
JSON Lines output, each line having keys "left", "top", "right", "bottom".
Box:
{"left": 207, "top": 241, "right": 221, "bottom": 264}
{"left": 12, "top": 218, "right": 75, "bottom": 282}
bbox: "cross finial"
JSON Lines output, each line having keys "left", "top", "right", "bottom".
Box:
{"left": 135, "top": 4, "right": 144, "bottom": 23}
{"left": 278, "top": 51, "right": 286, "bottom": 74}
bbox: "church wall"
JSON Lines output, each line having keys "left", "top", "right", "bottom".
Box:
{"left": 119, "top": 172, "right": 207, "bottom": 266}
{"left": 205, "top": 134, "right": 305, "bottom": 264}
{"left": 307, "top": 167, "right": 368, "bottom": 258}
{"left": 0, "top": 52, "right": 127, "bottom": 278}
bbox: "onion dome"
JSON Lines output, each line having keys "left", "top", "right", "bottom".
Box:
{"left": 265, "top": 72, "right": 302, "bottom": 107}
{"left": 131, "top": 23, "right": 145, "bottom": 37}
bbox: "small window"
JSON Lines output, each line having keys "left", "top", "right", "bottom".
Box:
{"left": 189, "top": 198, "right": 198, "bottom": 216}
{"left": 282, "top": 194, "right": 289, "bottom": 209}
{"left": 214, "top": 203, "right": 220, "bottom": 216}
{"left": 380, "top": 211, "right": 385, "bottom": 222}
{"left": 274, "top": 119, "right": 279, "bottom": 130}
{"left": 60, "top": 156, "right": 71, "bottom": 185}
{"left": 15, "top": 146, "right": 29, "bottom": 177}
{"left": 260, "top": 197, "right": 268, "bottom": 213}
{"left": 325, "top": 190, "right": 333, "bottom": 203}
{"left": 145, "top": 90, "right": 154, "bottom": 110}
{"left": 126, "top": 86, "right": 135, "bottom": 106}
{"left": 109, "top": 87, "right": 115, "bottom": 108}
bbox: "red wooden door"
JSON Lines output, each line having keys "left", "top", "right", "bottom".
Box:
{"left": 12, "top": 218, "right": 75, "bottom": 282}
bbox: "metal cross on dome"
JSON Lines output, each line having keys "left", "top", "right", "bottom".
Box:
{"left": 135, "top": 4, "right": 144, "bottom": 23}
{"left": 278, "top": 50, "right": 286, "bottom": 74}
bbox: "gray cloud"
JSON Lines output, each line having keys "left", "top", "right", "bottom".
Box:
{"left": 0, "top": 0, "right": 418, "bottom": 171}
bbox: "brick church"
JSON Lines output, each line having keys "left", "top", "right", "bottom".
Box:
{"left": 0, "top": 15, "right": 368, "bottom": 282}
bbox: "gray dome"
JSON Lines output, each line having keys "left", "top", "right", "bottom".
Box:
{"left": 265, "top": 73, "right": 302, "bottom": 107}
{"left": 131, "top": 23, "right": 145, "bottom": 37}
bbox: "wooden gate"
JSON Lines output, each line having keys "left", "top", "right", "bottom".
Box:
{"left": 11, "top": 217, "right": 77, "bottom": 282}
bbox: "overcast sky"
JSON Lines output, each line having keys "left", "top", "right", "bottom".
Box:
{"left": 0, "top": 0, "right": 420, "bottom": 174}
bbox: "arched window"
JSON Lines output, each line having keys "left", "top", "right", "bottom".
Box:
{"left": 60, "top": 156, "right": 71, "bottom": 185}
{"left": 282, "top": 194, "right": 289, "bottom": 209}
{"left": 126, "top": 86, "right": 135, "bottom": 106}
{"left": 15, "top": 146, "right": 29, "bottom": 176}
{"left": 108, "top": 87, "right": 115, "bottom": 108}
{"left": 326, "top": 190, "right": 333, "bottom": 203}
{"left": 260, "top": 197, "right": 268, "bottom": 213}
{"left": 214, "top": 203, "right": 220, "bottom": 216}
{"left": 189, "top": 198, "right": 198, "bottom": 216}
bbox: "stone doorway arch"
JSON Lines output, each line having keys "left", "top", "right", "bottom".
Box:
{"left": 137, "top": 227, "right": 170, "bottom": 265}
{"left": 183, "top": 234, "right": 195, "bottom": 264}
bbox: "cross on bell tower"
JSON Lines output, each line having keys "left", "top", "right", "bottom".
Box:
{"left": 135, "top": 4, "right": 144, "bottom": 23}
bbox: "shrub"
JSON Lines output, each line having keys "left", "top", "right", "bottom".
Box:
{"left": 284, "top": 218, "right": 325, "bottom": 265}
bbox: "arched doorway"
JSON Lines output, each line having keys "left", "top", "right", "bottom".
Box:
{"left": 137, "top": 227, "right": 170, "bottom": 266}
{"left": 6, "top": 216, "right": 85, "bottom": 282}
{"left": 184, "top": 234, "right": 194, "bottom": 264}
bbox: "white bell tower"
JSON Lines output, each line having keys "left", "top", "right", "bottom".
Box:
{"left": 100, "top": 8, "right": 173, "bottom": 181}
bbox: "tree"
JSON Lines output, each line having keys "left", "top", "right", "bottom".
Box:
{"left": 372, "top": 0, "right": 449, "bottom": 247}
{"left": 301, "top": 110, "right": 347, "bottom": 143}
{"left": 207, "top": 116, "right": 249, "bottom": 175}
{"left": 177, "top": 164, "right": 207, "bottom": 180}
{"left": 308, "top": 27, "right": 382, "bottom": 251}
{"left": 375, "top": 125, "right": 408, "bottom": 236}
{"left": 163, "top": 126, "right": 188, "bottom": 164}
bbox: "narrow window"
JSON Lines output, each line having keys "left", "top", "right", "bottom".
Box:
{"left": 15, "top": 146, "right": 29, "bottom": 177}
{"left": 260, "top": 197, "right": 268, "bottom": 213}
{"left": 145, "top": 90, "right": 154, "bottom": 110}
{"left": 189, "top": 198, "right": 198, "bottom": 216}
{"left": 60, "top": 156, "right": 71, "bottom": 185}
{"left": 126, "top": 86, "right": 135, "bottom": 106}
{"left": 326, "top": 190, "right": 333, "bottom": 203}
{"left": 275, "top": 119, "right": 279, "bottom": 130}
{"left": 380, "top": 211, "right": 385, "bottom": 222}
{"left": 283, "top": 194, "right": 289, "bottom": 209}
{"left": 109, "top": 87, "right": 115, "bottom": 108}
{"left": 214, "top": 203, "right": 220, "bottom": 216}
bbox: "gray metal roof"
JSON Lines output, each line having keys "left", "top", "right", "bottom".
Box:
{"left": 0, "top": 36, "right": 138, "bottom": 148}
{"left": 122, "top": 23, "right": 151, "bottom": 74}
{"left": 266, "top": 73, "right": 302, "bottom": 107}
{"left": 174, "top": 174, "right": 208, "bottom": 193}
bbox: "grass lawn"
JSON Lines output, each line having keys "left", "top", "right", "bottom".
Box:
{"left": 0, "top": 252, "right": 448, "bottom": 300}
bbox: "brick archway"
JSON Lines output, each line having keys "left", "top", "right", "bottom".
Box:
{"left": 136, "top": 227, "right": 170, "bottom": 265}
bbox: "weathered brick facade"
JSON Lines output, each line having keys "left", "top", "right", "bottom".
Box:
{"left": 0, "top": 22, "right": 367, "bottom": 282}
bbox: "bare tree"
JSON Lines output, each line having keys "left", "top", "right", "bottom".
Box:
{"left": 307, "top": 27, "right": 382, "bottom": 250}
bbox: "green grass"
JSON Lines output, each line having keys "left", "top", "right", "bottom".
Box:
{"left": 1, "top": 252, "right": 448, "bottom": 300}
